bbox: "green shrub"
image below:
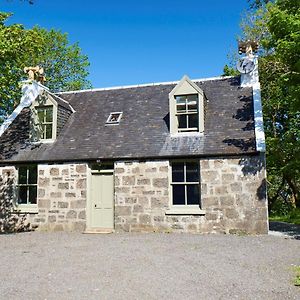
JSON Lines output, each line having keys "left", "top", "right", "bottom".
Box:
{"left": 270, "top": 198, "right": 294, "bottom": 217}
{"left": 270, "top": 208, "right": 300, "bottom": 225}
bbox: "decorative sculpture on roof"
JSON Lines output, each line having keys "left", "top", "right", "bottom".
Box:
{"left": 24, "top": 66, "right": 46, "bottom": 84}
{"left": 238, "top": 40, "right": 259, "bottom": 56}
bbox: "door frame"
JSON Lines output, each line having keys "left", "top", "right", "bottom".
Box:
{"left": 86, "top": 164, "right": 115, "bottom": 231}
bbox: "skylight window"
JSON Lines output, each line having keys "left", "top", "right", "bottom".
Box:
{"left": 106, "top": 112, "right": 122, "bottom": 125}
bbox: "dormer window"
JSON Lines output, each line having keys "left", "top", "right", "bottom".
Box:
{"left": 36, "top": 106, "right": 53, "bottom": 139}
{"left": 30, "top": 92, "right": 58, "bottom": 143}
{"left": 106, "top": 112, "right": 122, "bottom": 125}
{"left": 169, "top": 75, "right": 205, "bottom": 135}
{"left": 175, "top": 94, "right": 199, "bottom": 132}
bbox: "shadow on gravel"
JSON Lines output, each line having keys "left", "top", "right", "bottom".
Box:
{"left": 269, "top": 221, "right": 300, "bottom": 240}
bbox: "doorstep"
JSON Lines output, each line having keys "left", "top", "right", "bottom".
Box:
{"left": 83, "top": 228, "right": 114, "bottom": 234}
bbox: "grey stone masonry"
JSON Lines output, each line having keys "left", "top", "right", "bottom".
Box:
{"left": 200, "top": 155, "right": 268, "bottom": 234}
{"left": 114, "top": 161, "right": 170, "bottom": 233}
{"left": 35, "top": 163, "right": 87, "bottom": 231}
{"left": 114, "top": 155, "right": 268, "bottom": 234}
{"left": 0, "top": 166, "right": 16, "bottom": 204}
{"left": 0, "top": 155, "right": 267, "bottom": 234}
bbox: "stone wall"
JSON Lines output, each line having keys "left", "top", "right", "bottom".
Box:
{"left": 0, "top": 166, "right": 16, "bottom": 207}
{"left": 114, "top": 155, "right": 268, "bottom": 234}
{"left": 0, "top": 155, "right": 268, "bottom": 234}
{"left": 114, "top": 161, "right": 170, "bottom": 232}
{"left": 34, "top": 163, "right": 87, "bottom": 231}
{"left": 0, "top": 166, "right": 31, "bottom": 232}
{"left": 200, "top": 155, "right": 268, "bottom": 234}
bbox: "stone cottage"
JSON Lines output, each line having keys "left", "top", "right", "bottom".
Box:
{"left": 0, "top": 52, "right": 268, "bottom": 234}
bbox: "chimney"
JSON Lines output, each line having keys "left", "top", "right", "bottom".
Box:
{"left": 237, "top": 41, "right": 265, "bottom": 152}
{"left": 237, "top": 40, "right": 259, "bottom": 87}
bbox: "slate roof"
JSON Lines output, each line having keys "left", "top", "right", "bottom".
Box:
{"left": 0, "top": 76, "right": 257, "bottom": 163}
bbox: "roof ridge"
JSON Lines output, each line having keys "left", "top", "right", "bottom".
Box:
{"left": 56, "top": 76, "right": 235, "bottom": 95}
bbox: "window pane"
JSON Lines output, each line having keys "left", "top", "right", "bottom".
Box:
{"left": 173, "top": 185, "right": 185, "bottom": 205}
{"left": 18, "top": 186, "right": 28, "bottom": 204}
{"left": 28, "top": 166, "right": 37, "bottom": 184}
{"left": 178, "top": 115, "right": 187, "bottom": 129}
{"left": 176, "top": 104, "right": 186, "bottom": 113}
{"left": 29, "top": 186, "right": 37, "bottom": 204}
{"left": 45, "top": 125, "right": 52, "bottom": 139}
{"left": 40, "top": 125, "right": 45, "bottom": 139}
{"left": 175, "top": 96, "right": 186, "bottom": 105}
{"left": 18, "top": 167, "right": 27, "bottom": 184}
{"left": 45, "top": 107, "right": 53, "bottom": 122}
{"left": 186, "top": 95, "right": 198, "bottom": 102}
{"left": 37, "top": 110, "right": 44, "bottom": 122}
{"left": 172, "top": 163, "right": 184, "bottom": 182}
{"left": 187, "top": 185, "right": 199, "bottom": 205}
{"left": 109, "top": 113, "right": 120, "bottom": 122}
{"left": 188, "top": 114, "right": 198, "bottom": 129}
{"left": 186, "top": 162, "right": 199, "bottom": 182}
{"left": 187, "top": 103, "right": 197, "bottom": 111}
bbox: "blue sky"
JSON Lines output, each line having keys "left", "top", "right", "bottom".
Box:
{"left": 1, "top": 0, "right": 249, "bottom": 89}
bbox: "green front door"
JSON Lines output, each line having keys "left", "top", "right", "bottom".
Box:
{"left": 90, "top": 172, "right": 114, "bottom": 229}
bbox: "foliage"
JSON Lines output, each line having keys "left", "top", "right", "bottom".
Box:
{"left": 32, "top": 28, "right": 91, "bottom": 92}
{"left": 293, "top": 266, "right": 300, "bottom": 286}
{"left": 222, "top": 64, "right": 239, "bottom": 76}
{"left": 269, "top": 208, "right": 300, "bottom": 225}
{"left": 0, "top": 12, "right": 91, "bottom": 122}
{"left": 262, "top": 0, "right": 300, "bottom": 208}
{"left": 231, "top": 0, "right": 300, "bottom": 210}
{"left": 247, "top": 0, "right": 272, "bottom": 10}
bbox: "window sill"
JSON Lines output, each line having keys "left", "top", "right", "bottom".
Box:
{"left": 165, "top": 207, "right": 205, "bottom": 215}
{"left": 31, "top": 139, "right": 55, "bottom": 144}
{"left": 15, "top": 205, "right": 38, "bottom": 214}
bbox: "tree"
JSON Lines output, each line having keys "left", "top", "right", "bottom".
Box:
{"left": 222, "top": 64, "right": 239, "bottom": 76}
{"left": 0, "top": 12, "right": 91, "bottom": 122}
{"left": 263, "top": 0, "right": 300, "bottom": 208}
{"left": 227, "top": 0, "right": 300, "bottom": 209}
{"left": 31, "top": 28, "right": 91, "bottom": 93}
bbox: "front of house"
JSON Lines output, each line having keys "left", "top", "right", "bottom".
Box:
{"left": 0, "top": 61, "right": 268, "bottom": 233}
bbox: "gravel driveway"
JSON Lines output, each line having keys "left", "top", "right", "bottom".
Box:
{"left": 0, "top": 232, "right": 299, "bottom": 300}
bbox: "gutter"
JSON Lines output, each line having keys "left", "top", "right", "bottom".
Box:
{"left": 0, "top": 151, "right": 261, "bottom": 166}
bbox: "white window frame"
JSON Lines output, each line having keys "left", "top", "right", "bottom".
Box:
{"left": 175, "top": 94, "right": 199, "bottom": 132}
{"left": 30, "top": 93, "right": 58, "bottom": 143}
{"left": 106, "top": 112, "right": 123, "bottom": 125}
{"left": 16, "top": 165, "right": 38, "bottom": 213}
{"left": 166, "top": 160, "right": 205, "bottom": 215}
{"left": 36, "top": 105, "right": 54, "bottom": 140}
